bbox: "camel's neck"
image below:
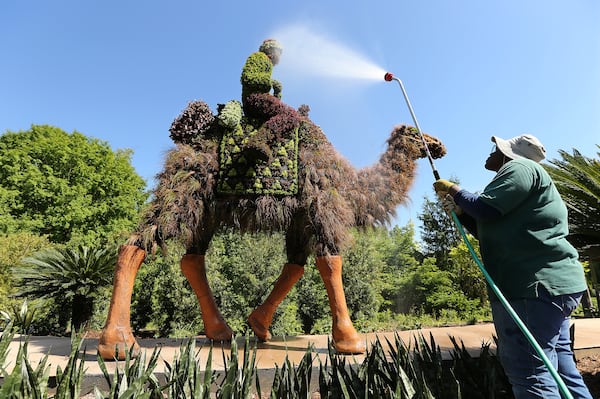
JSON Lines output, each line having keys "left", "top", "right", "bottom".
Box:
{"left": 351, "top": 147, "right": 418, "bottom": 227}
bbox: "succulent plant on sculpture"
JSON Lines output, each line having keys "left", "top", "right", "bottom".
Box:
{"left": 98, "top": 39, "right": 446, "bottom": 360}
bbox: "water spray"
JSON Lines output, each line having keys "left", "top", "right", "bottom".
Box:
{"left": 384, "top": 71, "right": 574, "bottom": 398}
{"left": 384, "top": 72, "right": 440, "bottom": 180}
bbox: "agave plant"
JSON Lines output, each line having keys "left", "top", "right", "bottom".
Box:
{"left": 215, "top": 336, "right": 258, "bottom": 399}
{"left": 268, "top": 345, "right": 315, "bottom": 398}
{"left": 94, "top": 345, "right": 162, "bottom": 399}
{"left": 0, "top": 328, "right": 520, "bottom": 398}
{"left": 10, "top": 300, "right": 36, "bottom": 335}
{"left": 0, "top": 320, "right": 15, "bottom": 375}
{"left": 409, "top": 333, "right": 458, "bottom": 398}
{"left": 52, "top": 332, "right": 88, "bottom": 399}
{"left": 162, "top": 338, "right": 215, "bottom": 399}
{"left": 317, "top": 335, "right": 438, "bottom": 399}
{"left": 0, "top": 337, "right": 51, "bottom": 398}
{"left": 448, "top": 335, "right": 512, "bottom": 399}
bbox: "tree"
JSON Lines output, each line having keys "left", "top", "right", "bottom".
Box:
{"left": 341, "top": 228, "right": 388, "bottom": 324}
{"left": 295, "top": 263, "right": 329, "bottom": 334}
{"left": 0, "top": 125, "right": 148, "bottom": 245}
{"left": 448, "top": 237, "right": 488, "bottom": 305}
{"left": 131, "top": 232, "right": 300, "bottom": 337}
{"left": 131, "top": 245, "right": 203, "bottom": 337}
{"left": 13, "top": 246, "right": 116, "bottom": 332}
{"left": 418, "top": 182, "right": 489, "bottom": 316}
{"left": 396, "top": 258, "right": 479, "bottom": 318}
{"left": 419, "top": 194, "right": 461, "bottom": 270}
{"left": 382, "top": 223, "right": 422, "bottom": 268}
{"left": 376, "top": 224, "right": 421, "bottom": 314}
{"left": 543, "top": 146, "right": 600, "bottom": 260}
{"left": 544, "top": 146, "right": 600, "bottom": 312}
{"left": 0, "top": 232, "right": 51, "bottom": 312}
{"left": 207, "top": 231, "right": 292, "bottom": 334}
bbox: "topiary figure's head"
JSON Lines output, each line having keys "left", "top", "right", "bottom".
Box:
{"left": 259, "top": 39, "right": 283, "bottom": 65}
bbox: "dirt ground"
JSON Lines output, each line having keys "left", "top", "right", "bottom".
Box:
{"left": 577, "top": 354, "right": 600, "bottom": 397}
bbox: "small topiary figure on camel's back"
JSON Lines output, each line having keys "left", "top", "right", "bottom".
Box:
{"left": 98, "top": 39, "right": 446, "bottom": 360}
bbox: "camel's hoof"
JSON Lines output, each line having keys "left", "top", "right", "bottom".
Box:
{"left": 204, "top": 321, "right": 234, "bottom": 342}
{"left": 331, "top": 318, "right": 366, "bottom": 354}
{"left": 98, "top": 326, "right": 140, "bottom": 360}
{"left": 248, "top": 309, "right": 272, "bottom": 342}
{"left": 98, "top": 341, "right": 141, "bottom": 361}
{"left": 333, "top": 338, "right": 366, "bottom": 354}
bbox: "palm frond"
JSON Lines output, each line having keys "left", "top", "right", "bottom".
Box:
{"left": 544, "top": 145, "right": 600, "bottom": 253}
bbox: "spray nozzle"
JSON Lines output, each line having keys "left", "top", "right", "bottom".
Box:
{"left": 384, "top": 72, "right": 395, "bottom": 82}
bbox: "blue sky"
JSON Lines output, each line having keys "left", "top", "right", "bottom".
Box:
{"left": 1, "top": 1, "right": 599, "bottom": 237}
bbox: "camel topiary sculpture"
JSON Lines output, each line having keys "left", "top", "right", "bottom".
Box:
{"left": 98, "top": 39, "right": 446, "bottom": 360}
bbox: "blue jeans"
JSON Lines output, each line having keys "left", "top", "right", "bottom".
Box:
{"left": 491, "top": 287, "right": 592, "bottom": 399}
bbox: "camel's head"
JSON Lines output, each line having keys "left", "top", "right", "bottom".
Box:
{"left": 383, "top": 124, "right": 446, "bottom": 171}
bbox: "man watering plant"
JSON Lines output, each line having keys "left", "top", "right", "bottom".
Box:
{"left": 433, "top": 134, "right": 592, "bottom": 399}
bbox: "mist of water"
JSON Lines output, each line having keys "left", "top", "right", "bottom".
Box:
{"left": 272, "top": 25, "right": 387, "bottom": 82}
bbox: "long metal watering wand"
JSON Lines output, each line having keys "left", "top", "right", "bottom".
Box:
{"left": 384, "top": 71, "right": 574, "bottom": 399}
{"left": 384, "top": 72, "right": 440, "bottom": 180}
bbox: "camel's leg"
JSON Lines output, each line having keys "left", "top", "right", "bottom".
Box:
{"left": 248, "top": 263, "right": 304, "bottom": 341}
{"left": 316, "top": 255, "right": 366, "bottom": 354}
{"left": 180, "top": 254, "right": 233, "bottom": 341}
{"left": 98, "top": 245, "right": 145, "bottom": 360}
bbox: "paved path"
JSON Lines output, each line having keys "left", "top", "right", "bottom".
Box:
{"left": 3, "top": 319, "right": 599, "bottom": 394}
{"left": 6, "top": 319, "right": 600, "bottom": 374}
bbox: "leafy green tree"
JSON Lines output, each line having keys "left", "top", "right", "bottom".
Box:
{"left": 381, "top": 223, "right": 422, "bottom": 268}
{"left": 396, "top": 258, "right": 479, "bottom": 318}
{"left": 132, "top": 232, "right": 302, "bottom": 337}
{"left": 296, "top": 226, "right": 421, "bottom": 334}
{"left": 0, "top": 125, "right": 148, "bottom": 245}
{"left": 296, "top": 260, "right": 329, "bottom": 334}
{"left": 12, "top": 245, "right": 116, "bottom": 332}
{"left": 417, "top": 181, "right": 489, "bottom": 318}
{"left": 419, "top": 194, "right": 461, "bottom": 271}
{"left": 0, "top": 187, "right": 21, "bottom": 234}
{"left": 132, "top": 246, "right": 203, "bottom": 337}
{"left": 448, "top": 237, "right": 488, "bottom": 305}
{"left": 340, "top": 228, "right": 388, "bottom": 327}
{"left": 371, "top": 224, "right": 420, "bottom": 314}
{"left": 0, "top": 232, "right": 51, "bottom": 312}
{"left": 207, "top": 232, "right": 293, "bottom": 334}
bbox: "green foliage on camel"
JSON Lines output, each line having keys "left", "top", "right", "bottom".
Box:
{"left": 211, "top": 94, "right": 300, "bottom": 194}
{"left": 241, "top": 39, "right": 283, "bottom": 101}
{"left": 241, "top": 51, "right": 279, "bottom": 100}
{"left": 170, "top": 39, "right": 300, "bottom": 196}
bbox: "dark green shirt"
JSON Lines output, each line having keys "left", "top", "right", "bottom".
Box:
{"left": 477, "top": 158, "right": 587, "bottom": 299}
